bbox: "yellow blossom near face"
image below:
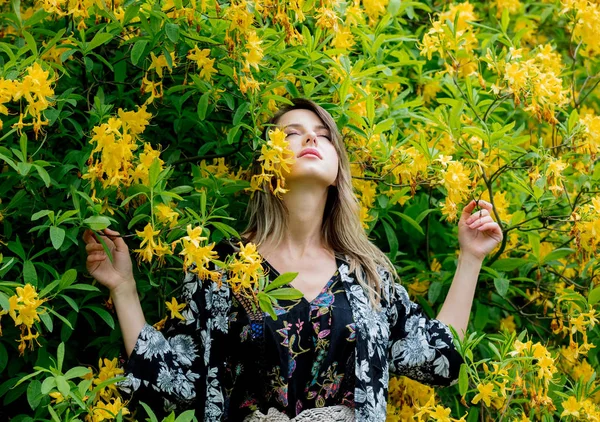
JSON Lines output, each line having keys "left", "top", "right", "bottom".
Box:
{"left": 250, "top": 128, "right": 296, "bottom": 197}
{"left": 472, "top": 382, "right": 498, "bottom": 406}
{"left": 429, "top": 405, "right": 451, "bottom": 422}
{"left": 165, "top": 297, "right": 186, "bottom": 320}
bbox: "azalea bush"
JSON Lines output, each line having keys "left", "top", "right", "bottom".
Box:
{"left": 0, "top": 0, "right": 599, "bottom": 420}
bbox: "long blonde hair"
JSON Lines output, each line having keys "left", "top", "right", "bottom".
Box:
{"left": 242, "top": 98, "right": 398, "bottom": 305}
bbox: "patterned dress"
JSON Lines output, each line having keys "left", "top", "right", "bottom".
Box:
{"left": 119, "top": 240, "right": 463, "bottom": 421}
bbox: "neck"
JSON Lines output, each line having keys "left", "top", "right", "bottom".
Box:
{"left": 266, "top": 183, "right": 330, "bottom": 258}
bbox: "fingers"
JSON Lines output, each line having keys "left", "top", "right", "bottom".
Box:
{"left": 467, "top": 215, "right": 494, "bottom": 230}
{"left": 83, "top": 229, "right": 98, "bottom": 245}
{"left": 474, "top": 222, "right": 503, "bottom": 236}
{"left": 103, "top": 228, "right": 128, "bottom": 252}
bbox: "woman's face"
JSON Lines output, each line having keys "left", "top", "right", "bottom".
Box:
{"left": 277, "top": 108, "right": 339, "bottom": 188}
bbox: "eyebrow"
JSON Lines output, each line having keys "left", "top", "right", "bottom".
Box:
{"left": 284, "top": 123, "right": 331, "bottom": 133}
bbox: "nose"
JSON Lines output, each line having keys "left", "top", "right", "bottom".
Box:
{"left": 304, "top": 132, "right": 318, "bottom": 146}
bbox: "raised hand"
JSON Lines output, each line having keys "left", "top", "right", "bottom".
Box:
{"left": 83, "top": 228, "right": 135, "bottom": 292}
{"left": 458, "top": 199, "right": 503, "bottom": 261}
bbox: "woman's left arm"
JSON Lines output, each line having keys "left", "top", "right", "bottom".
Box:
{"left": 436, "top": 200, "right": 503, "bottom": 340}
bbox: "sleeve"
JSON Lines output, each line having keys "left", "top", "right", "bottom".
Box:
{"left": 118, "top": 266, "right": 232, "bottom": 420}
{"left": 385, "top": 272, "right": 463, "bottom": 387}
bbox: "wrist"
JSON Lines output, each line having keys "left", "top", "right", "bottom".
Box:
{"left": 458, "top": 250, "right": 485, "bottom": 266}
{"left": 110, "top": 279, "right": 138, "bottom": 300}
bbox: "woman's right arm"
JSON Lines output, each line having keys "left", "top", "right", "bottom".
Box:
{"left": 82, "top": 228, "right": 146, "bottom": 356}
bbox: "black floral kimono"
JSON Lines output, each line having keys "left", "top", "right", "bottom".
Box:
{"left": 119, "top": 241, "right": 462, "bottom": 421}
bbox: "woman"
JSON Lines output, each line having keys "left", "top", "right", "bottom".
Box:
{"left": 83, "top": 98, "right": 502, "bottom": 421}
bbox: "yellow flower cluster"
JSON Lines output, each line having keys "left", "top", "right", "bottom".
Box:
{"left": 249, "top": 128, "right": 296, "bottom": 197}
{"left": 420, "top": 2, "right": 479, "bottom": 77}
{"left": 0, "top": 62, "right": 55, "bottom": 137}
{"left": 571, "top": 196, "right": 600, "bottom": 259}
{"left": 490, "top": 44, "right": 568, "bottom": 123}
{"left": 187, "top": 46, "right": 218, "bottom": 82}
{"left": 227, "top": 242, "right": 264, "bottom": 294}
{"left": 38, "top": 0, "right": 99, "bottom": 29}
{"left": 175, "top": 225, "right": 220, "bottom": 282}
{"left": 439, "top": 160, "right": 472, "bottom": 221}
{"left": 134, "top": 223, "right": 171, "bottom": 264}
{"left": 494, "top": 0, "right": 522, "bottom": 17}
{"left": 383, "top": 146, "right": 429, "bottom": 194}
{"left": 386, "top": 376, "right": 435, "bottom": 421}
{"left": 86, "top": 358, "right": 129, "bottom": 422}
{"left": 83, "top": 105, "right": 159, "bottom": 190}
{"left": 1, "top": 284, "right": 46, "bottom": 355}
{"left": 561, "top": 0, "right": 600, "bottom": 58}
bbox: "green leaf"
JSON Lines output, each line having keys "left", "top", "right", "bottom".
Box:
{"left": 86, "top": 305, "right": 115, "bottom": 329}
{"left": 541, "top": 248, "right": 574, "bottom": 265}
{"left": 14, "top": 370, "right": 43, "bottom": 387}
{"left": 0, "top": 291, "right": 10, "bottom": 312}
{"left": 381, "top": 219, "right": 399, "bottom": 260}
{"left": 34, "top": 165, "right": 51, "bottom": 187}
{"left": 22, "top": 30, "right": 37, "bottom": 56}
{"left": 55, "top": 376, "right": 70, "bottom": 398}
{"left": 47, "top": 405, "right": 61, "bottom": 422}
{"left": 63, "top": 284, "right": 100, "bottom": 292}
{"left": 165, "top": 23, "right": 179, "bottom": 43}
{"left": 49, "top": 226, "right": 65, "bottom": 250}
{"left": 568, "top": 108, "right": 579, "bottom": 132}
{"left": 174, "top": 410, "right": 197, "bottom": 422}
{"left": 233, "top": 102, "right": 250, "bottom": 126}
{"left": 57, "top": 342, "right": 65, "bottom": 372}
{"left": 140, "top": 402, "right": 159, "bottom": 422}
{"left": 197, "top": 92, "right": 210, "bottom": 121}
{"left": 131, "top": 40, "right": 148, "bottom": 66}
{"left": 40, "top": 377, "right": 56, "bottom": 395}
{"left": 0, "top": 342, "right": 7, "bottom": 373}
{"left": 27, "top": 379, "right": 42, "bottom": 410}
{"left": 589, "top": 286, "right": 600, "bottom": 305}
{"left": 39, "top": 280, "right": 60, "bottom": 298}
{"left": 64, "top": 366, "right": 93, "bottom": 380}
{"left": 373, "top": 118, "right": 394, "bottom": 134}
{"left": 458, "top": 363, "right": 468, "bottom": 396}
{"left": 428, "top": 280, "right": 442, "bottom": 303}
{"left": 148, "top": 157, "right": 162, "bottom": 187}
{"left": 83, "top": 215, "right": 111, "bottom": 231}
{"left": 86, "top": 32, "right": 113, "bottom": 52}
{"left": 490, "top": 258, "right": 530, "bottom": 272}
{"left": 47, "top": 308, "right": 74, "bottom": 329}
{"left": 258, "top": 292, "right": 277, "bottom": 320}
{"left": 23, "top": 260, "right": 38, "bottom": 285}
{"left": 31, "top": 209, "right": 53, "bottom": 222}
{"left": 494, "top": 277, "right": 510, "bottom": 297}
{"left": 267, "top": 288, "right": 304, "bottom": 301}
{"left": 265, "top": 272, "right": 298, "bottom": 292}
{"left": 390, "top": 211, "right": 424, "bottom": 235}
{"left": 59, "top": 269, "right": 77, "bottom": 290}
{"left": 39, "top": 311, "right": 53, "bottom": 332}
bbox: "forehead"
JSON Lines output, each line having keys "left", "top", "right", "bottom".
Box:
{"left": 277, "top": 108, "right": 329, "bottom": 131}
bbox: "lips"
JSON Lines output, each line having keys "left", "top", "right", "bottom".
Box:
{"left": 298, "top": 148, "right": 322, "bottom": 159}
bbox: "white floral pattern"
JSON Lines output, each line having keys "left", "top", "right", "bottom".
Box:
{"left": 119, "top": 245, "right": 462, "bottom": 422}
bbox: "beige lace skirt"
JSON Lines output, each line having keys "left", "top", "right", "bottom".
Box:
{"left": 244, "top": 406, "right": 355, "bottom": 421}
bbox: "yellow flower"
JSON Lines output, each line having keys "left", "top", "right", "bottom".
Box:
{"left": 561, "top": 396, "right": 581, "bottom": 418}
{"left": 165, "top": 297, "right": 186, "bottom": 321}
{"left": 471, "top": 382, "right": 497, "bottom": 407}
{"left": 155, "top": 203, "right": 179, "bottom": 228}
{"left": 430, "top": 405, "right": 451, "bottom": 422}
{"left": 49, "top": 391, "right": 64, "bottom": 404}
{"left": 243, "top": 30, "right": 264, "bottom": 71}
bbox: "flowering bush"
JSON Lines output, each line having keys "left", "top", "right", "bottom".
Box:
{"left": 0, "top": 0, "right": 599, "bottom": 420}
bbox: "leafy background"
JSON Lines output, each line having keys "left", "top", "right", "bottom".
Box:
{"left": 0, "top": 0, "right": 599, "bottom": 420}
